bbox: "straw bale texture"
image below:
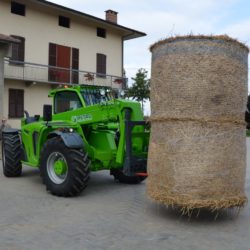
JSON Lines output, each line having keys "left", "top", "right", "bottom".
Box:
{"left": 147, "top": 35, "right": 248, "bottom": 210}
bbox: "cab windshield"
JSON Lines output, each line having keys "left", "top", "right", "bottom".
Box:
{"left": 80, "top": 88, "right": 114, "bottom": 106}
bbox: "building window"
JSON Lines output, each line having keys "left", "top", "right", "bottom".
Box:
{"left": 9, "top": 89, "right": 24, "bottom": 118}
{"left": 11, "top": 1, "right": 26, "bottom": 16}
{"left": 59, "top": 16, "right": 70, "bottom": 28}
{"left": 48, "top": 43, "right": 79, "bottom": 83}
{"left": 96, "top": 53, "right": 106, "bottom": 77}
{"left": 97, "top": 28, "right": 106, "bottom": 38}
{"left": 10, "top": 35, "right": 25, "bottom": 65}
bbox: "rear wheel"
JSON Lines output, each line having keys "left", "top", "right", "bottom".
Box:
{"left": 2, "top": 133, "right": 22, "bottom": 177}
{"left": 110, "top": 169, "right": 147, "bottom": 184}
{"left": 40, "top": 137, "right": 90, "bottom": 197}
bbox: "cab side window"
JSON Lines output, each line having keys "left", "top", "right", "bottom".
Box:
{"left": 54, "top": 91, "right": 82, "bottom": 114}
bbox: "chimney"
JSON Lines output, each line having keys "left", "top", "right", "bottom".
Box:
{"left": 105, "top": 10, "right": 118, "bottom": 24}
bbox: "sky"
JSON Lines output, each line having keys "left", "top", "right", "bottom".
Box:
{"left": 49, "top": 0, "right": 250, "bottom": 115}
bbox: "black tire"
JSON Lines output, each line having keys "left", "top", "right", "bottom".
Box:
{"left": 2, "top": 133, "right": 22, "bottom": 177}
{"left": 111, "top": 169, "right": 147, "bottom": 184}
{"left": 40, "top": 137, "right": 90, "bottom": 197}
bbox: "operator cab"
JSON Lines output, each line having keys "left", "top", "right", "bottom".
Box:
{"left": 50, "top": 85, "right": 125, "bottom": 114}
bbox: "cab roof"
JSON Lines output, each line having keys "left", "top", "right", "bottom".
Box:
{"left": 48, "top": 85, "right": 111, "bottom": 97}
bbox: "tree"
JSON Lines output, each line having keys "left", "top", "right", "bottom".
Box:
{"left": 126, "top": 68, "right": 150, "bottom": 112}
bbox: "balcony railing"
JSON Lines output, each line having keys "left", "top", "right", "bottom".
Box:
{"left": 4, "top": 59, "right": 127, "bottom": 89}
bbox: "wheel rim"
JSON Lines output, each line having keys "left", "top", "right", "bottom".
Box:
{"left": 47, "top": 152, "right": 68, "bottom": 184}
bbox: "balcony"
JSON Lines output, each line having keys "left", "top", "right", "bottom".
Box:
{"left": 4, "top": 59, "right": 127, "bottom": 89}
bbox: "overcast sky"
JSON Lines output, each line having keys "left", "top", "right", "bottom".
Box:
{"left": 49, "top": 0, "right": 250, "bottom": 114}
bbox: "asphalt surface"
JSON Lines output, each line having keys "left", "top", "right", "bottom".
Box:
{"left": 0, "top": 141, "right": 249, "bottom": 250}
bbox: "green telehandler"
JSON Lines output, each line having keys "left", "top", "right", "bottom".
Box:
{"left": 1, "top": 85, "right": 149, "bottom": 196}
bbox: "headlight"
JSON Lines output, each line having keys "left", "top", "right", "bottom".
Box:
{"left": 100, "top": 89, "right": 105, "bottom": 96}
{"left": 119, "top": 90, "right": 125, "bottom": 98}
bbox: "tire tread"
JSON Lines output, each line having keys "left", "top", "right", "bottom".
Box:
{"left": 2, "top": 133, "right": 22, "bottom": 177}
{"left": 40, "top": 137, "right": 90, "bottom": 197}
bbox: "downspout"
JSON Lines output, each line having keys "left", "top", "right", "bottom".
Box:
{"left": 121, "top": 36, "right": 124, "bottom": 80}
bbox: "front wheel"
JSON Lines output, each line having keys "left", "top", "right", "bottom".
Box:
{"left": 40, "top": 137, "right": 90, "bottom": 197}
{"left": 110, "top": 169, "right": 147, "bottom": 184}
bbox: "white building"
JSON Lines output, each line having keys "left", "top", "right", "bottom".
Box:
{"left": 0, "top": 0, "right": 146, "bottom": 127}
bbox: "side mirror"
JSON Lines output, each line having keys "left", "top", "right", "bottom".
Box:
{"left": 43, "top": 105, "right": 52, "bottom": 122}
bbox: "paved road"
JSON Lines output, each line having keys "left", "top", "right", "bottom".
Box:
{"left": 0, "top": 141, "right": 249, "bottom": 250}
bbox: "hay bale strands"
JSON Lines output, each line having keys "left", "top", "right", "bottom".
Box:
{"left": 147, "top": 35, "right": 249, "bottom": 212}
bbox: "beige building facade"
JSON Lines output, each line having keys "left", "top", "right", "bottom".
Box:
{"left": 0, "top": 0, "right": 145, "bottom": 128}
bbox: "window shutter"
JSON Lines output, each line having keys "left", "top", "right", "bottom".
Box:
{"left": 72, "top": 48, "right": 79, "bottom": 69}
{"left": 49, "top": 43, "right": 57, "bottom": 81}
{"left": 11, "top": 43, "right": 19, "bottom": 61}
{"left": 8, "top": 89, "right": 24, "bottom": 118}
{"left": 18, "top": 37, "right": 25, "bottom": 62}
{"left": 49, "top": 43, "right": 57, "bottom": 66}
{"left": 16, "top": 90, "right": 24, "bottom": 117}
{"left": 96, "top": 53, "right": 106, "bottom": 76}
{"left": 72, "top": 48, "right": 79, "bottom": 84}
{"left": 10, "top": 35, "right": 25, "bottom": 63}
{"left": 9, "top": 89, "right": 16, "bottom": 118}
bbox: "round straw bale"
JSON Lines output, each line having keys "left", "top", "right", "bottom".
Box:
{"left": 147, "top": 35, "right": 248, "bottom": 211}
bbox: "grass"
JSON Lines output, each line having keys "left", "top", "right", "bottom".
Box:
{"left": 246, "top": 130, "right": 250, "bottom": 137}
